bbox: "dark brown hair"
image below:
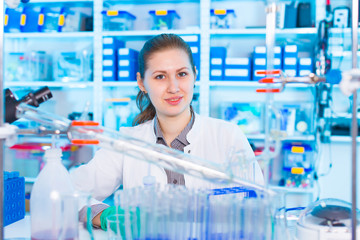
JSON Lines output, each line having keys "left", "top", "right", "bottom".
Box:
{"left": 133, "top": 33, "right": 196, "bottom": 126}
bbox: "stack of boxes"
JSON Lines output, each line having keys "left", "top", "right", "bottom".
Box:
{"left": 253, "top": 46, "right": 282, "bottom": 81}
{"left": 180, "top": 35, "right": 200, "bottom": 80}
{"left": 210, "top": 47, "right": 226, "bottom": 80}
{"left": 224, "top": 57, "right": 251, "bottom": 81}
{"left": 4, "top": 171, "right": 25, "bottom": 226}
{"left": 298, "top": 57, "right": 313, "bottom": 76}
{"left": 282, "top": 45, "right": 298, "bottom": 77}
{"left": 118, "top": 48, "right": 139, "bottom": 81}
{"left": 102, "top": 37, "right": 140, "bottom": 81}
{"left": 103, "top": 37, "right": 125, "bottom": 81}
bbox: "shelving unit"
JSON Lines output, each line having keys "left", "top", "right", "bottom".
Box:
{"left": 4, "top": 0, "right": 327, "bottom": 202}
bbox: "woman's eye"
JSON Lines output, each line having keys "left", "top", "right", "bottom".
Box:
{"left": 178, "top": 72, "right": 188, "bottom": 77}
{"left": 155, "top": 75, "right": 165, "bottom": 80}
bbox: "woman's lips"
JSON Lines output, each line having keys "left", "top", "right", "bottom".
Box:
{"left": 165, "top": 96, "right": 183, "bottom": 105}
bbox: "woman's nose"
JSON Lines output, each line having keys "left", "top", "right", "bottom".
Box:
{"left": 167, "top": 76, "right": 179, "bottom": 93}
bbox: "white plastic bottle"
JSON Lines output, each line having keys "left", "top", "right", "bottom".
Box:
{"left": 104, "top": 105, "right": 117, "bottom": 130}
{"left": 30, "top": 148, "right": 76, "bottom": 240}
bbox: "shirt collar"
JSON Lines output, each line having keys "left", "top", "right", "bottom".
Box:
{"left": 154, "top": 109, "right": 195, "bottom": 145}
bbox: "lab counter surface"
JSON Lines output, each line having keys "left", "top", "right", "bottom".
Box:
{"left": 4, "top": 214, "right": 107, "bottom": 239}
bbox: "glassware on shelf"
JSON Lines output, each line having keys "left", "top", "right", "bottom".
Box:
{"left": 53, "top": 48, "right": 92, "bottom": 82}
{"left": 28, "top": 51, "right": 52, "bottom": 81}
{"left": 5, "top": 52, "right": 29, "bottom": 82}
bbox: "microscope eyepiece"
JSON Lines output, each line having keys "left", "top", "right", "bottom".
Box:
{"left": 5, "top": 86, "right": 53, "bottom": 124}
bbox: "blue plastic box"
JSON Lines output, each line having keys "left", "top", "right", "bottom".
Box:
{"left": 282, "top": 143, "right": 314, "bottom": 171}
{"left": 223, "top": 58, "right": 251, "bottom": 80}
{"left": 20, "top": 6, "right": 40, "bottom": 32}
{"left": 210, "top": 9, "right": 236, "bottom": 29}
{"left": 149, "top": 10, "right": 180, "bottom": 30}
{"left": 102, "top": 10, "right": 136, "bottom": 31}
{"left": 4, "top": 8, "right": 22, "bottom": 33}
{"left": 118, "top": 48, "right": 139, "bottom": 81}
{"left": 4, "top": 171, "right": 25, "bottom": 227}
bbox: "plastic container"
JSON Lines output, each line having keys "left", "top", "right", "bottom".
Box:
{"left": 220, "top": 102, "right": 264, "bottom": 134}
{"left": 149, "top": 10, "right": 180, "bottom": 30}
{"left": 20, "top": 6, "right": 41, "bottom": 32}
{"left": 4, "top": 171, "right": 25, "bottom": 226}
{"left": 30, "top": 148, "right": 77, "bottom": 239}
{"left": 4, "top": 52, "right": 30, "bottom": 82}
{"left": 28, "top": 51, "right": 52, "bottom": 81}
{"left": 4, "top": 8, "right": 22, "bottom": 33}
{"left": 101, "top": 10, "right": 136, "bottom": 31}
{"left": 210, "top": 9, "right": 236, "bottom": 29}
{"left": 53, "top": 49, "right": 92, "bottom": 82}
{"left": 104, "top": 105, "right": 117, "bottom": 130}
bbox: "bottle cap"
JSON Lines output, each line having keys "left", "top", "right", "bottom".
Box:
{"left": 44, "top": 148, "right": 63, "bottom": 159}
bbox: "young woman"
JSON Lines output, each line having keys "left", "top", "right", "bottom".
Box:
{"left": 70, "top": 33, "right": 264, "bottom": 229}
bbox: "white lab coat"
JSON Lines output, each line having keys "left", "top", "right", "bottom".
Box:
{"left": 70, "top": 113, "right": 264, "bottom": 202}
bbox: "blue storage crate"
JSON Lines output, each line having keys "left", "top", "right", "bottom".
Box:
{"left": 20, "top": 6, "right": 40, "bottom": 32}
{"left": 4, "top": 171, "right": 25, "bottom": 227}
{"left": 118, "top": 59, "right": 138, "bottom": 81}
{"left": 210, "top": 9, "right": 236, "bottom": 29}
{"left": 102, "top": 10, "right": 136, "bottom": 31}
{"left": 4, "top": 8, "right": 22, "bottom": 33}
{"left": 149, "top": 10, "right": 180, "bottom": 30}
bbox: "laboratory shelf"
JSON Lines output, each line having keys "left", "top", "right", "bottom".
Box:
{"left": 5, "top": 81, "right": 94, "bottom": 88}
{"left": 102, "top": 81, "right": 138, "bottom": 87}
{"left": 330, "top": 136, "right": 360, "bottom": 143}
{"left": 29, "top": 0, "right": 92, "bottom": 2}
{"left": 4, "top": 32, "right": 94, "bottom": 39}
{"left": 247, "top": 134, "right": 315, "bottom": 141}
{"left": 209, "top": 81, "right": 315, "bottom": 88}
{"left": 210, "top": 28, "right": 317, "bottom": 36}
{"left": 269, "top": 185, "right": 315, "bottom": 194}
{"left": 329, "top": 28, "right": 360, "bottom": 34}
{"left": 102, "top": 29, "right": 202, "bottom": 37}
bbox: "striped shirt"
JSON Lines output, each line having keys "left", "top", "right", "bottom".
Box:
{"left": 154, "top": 110, "right": 195, "bottom": 186}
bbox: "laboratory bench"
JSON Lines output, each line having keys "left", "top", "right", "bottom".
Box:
{"left": 4, "top": 214, "right": 107, "bottom": 240}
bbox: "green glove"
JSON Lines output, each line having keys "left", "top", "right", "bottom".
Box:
{"left": 100, "top": 206, "right": 125, "bottom": 231}
{"left": 100, "top": 206, "right": 141, "bottom": 238}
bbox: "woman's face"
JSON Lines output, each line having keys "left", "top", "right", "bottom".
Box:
{"left": 137, "top": 48, "right": 196, "bottom": 119}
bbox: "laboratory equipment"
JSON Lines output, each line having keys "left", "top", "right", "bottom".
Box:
{"left": 210, "top": 9, "right": 236, "bottom": 29}
{"left": 297, "top": 198, "right": 360, "bottom": 240}
{"left": 30, "top": 148, "right": 77, "bottom": 240}
{"left": 3, "top": 171, "right": 25, "bottom": 226}
{"left": 149, "top": 10, "right": 180, "bottom": 30}
{"left": 5, "top": 86, "right": 52, "bottom": 124}
{"left": 111, "top": 184, "right": 272, "bottom": 239}
{"left": 282, "top": 142, "right": 314, "bottom": 188}
{"left": 101, "top": 10, "right": 136, "bottom": 31}
{"left": 15, "top": 103, "right": 272, "bottom": 194}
